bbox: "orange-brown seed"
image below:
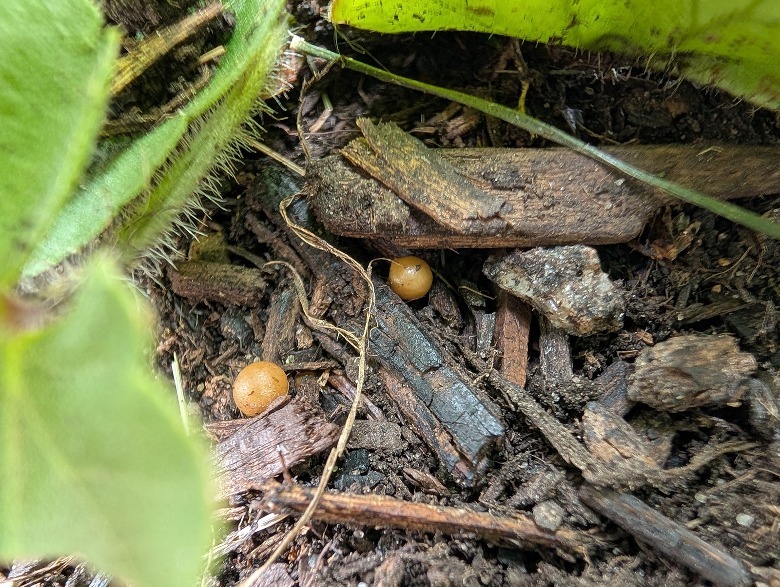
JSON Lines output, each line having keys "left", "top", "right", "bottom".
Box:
{"left": 232, "top": 361, "right": 289, "bottom": 417}
{"left": 388, "top": 256, "right": 433, "bottom": 301}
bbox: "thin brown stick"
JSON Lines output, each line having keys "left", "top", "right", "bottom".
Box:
{"left": 263, "top": 481, "right": 582, "bottom": 552}
{"left": 579, "top": 486, "right": 750, "bottom": 587}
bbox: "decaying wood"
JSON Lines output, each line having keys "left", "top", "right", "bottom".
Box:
{"left": 628, "top": 334, "right": 757, "bottom": 412}
{"left": 213, "top": 399, "right": 339, "bottom": 499}
{"left": 581, "top": 402, "right": 660, "bottom": 473}
{"left": 539, "top": 316, "right": 574, "bottom": 386}
{"left": 260, "top": 284, "right": 299, "bottom": 364}
{"left": 377, "top": 366, "right": 483, "bottom": 487}
{"left": 262, "top": 482, "right": 582, "bottom": 552}
{"left": 484, "top": 246, "right": 624, "bottom": 336}
{"left": 462, "top": 347, "right": 758, "bottom": 491}
{"left": 579, "top": 485, "right": 751, "bottom": 587}
{"left": 594, "top": 360, "right": 634, "bottom": 417}
{"left": 371, "top": 281, "right": 505, "bottom": 487}
{"left": 493, "top": 291, "right": 531, "bottom": 388}
{"left": 307, "top": 130, "right": 780, "bottom": 247}
{"left": 342, "top": 118, "right": 509, "bottom": 234}
{"left": 469, "top": 349, "right": 620, "bottom": 488}
{"left": 328, "top": 371, "right": 386, "bottom": 421}
{"left": 168, "top": 260, "right": 267, "bottom": 305}
{"left": 244, "top": 212, "right": 309, "bottom": 280}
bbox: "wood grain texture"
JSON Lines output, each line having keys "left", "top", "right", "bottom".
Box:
{"left": 307, "top": 143, "right": 780, "bottom": 248}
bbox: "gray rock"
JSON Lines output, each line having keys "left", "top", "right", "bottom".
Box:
{"left": 483, "top": 246, "right": 624, "bottom": 336}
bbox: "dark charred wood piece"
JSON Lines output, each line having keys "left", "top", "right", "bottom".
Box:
{"left": 371, "top": 281, "right": 505, "bottom": 487}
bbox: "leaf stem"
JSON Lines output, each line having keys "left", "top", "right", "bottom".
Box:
{"left": 290, "top": 35, "right": 779, "bottom": 239}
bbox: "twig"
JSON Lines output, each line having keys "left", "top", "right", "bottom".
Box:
{"left": 579, "top": 486, "right": 750, "bottom": 587}
{"left": 263, "top": 481, "right": 583, "bottom": 552}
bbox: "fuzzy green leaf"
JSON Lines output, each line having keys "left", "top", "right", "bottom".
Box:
{"left": 23, "top": 0, "right": 290, "bottom": 278}
{"left": 330, "top": 0, "right": 780, "bottom": 110}
{"left": 0, "top": 256, "right": 214, "bottom": 587}
{"left": 0, "top": 0, "right": 118, "bottom": 286}
{"left": 116, "top": 0, "right": 289, "bottom": 260}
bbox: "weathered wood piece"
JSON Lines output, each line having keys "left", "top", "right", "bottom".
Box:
{"left": 628, "top": 334, "right": 757, "bottom": 412}
{"left": 168, "top": 260, "right": 267, "bottom": 305}
{"left": 539, "top": 316, "right": 574, "bottom": 386}
{"left": 262, "top": 482, "right": 581, "bottom": 551}
{"left": 484, "top": 246, "right": 624, "bottom": 336}
{"left": 212, "top": 399, "right": 339, "bottom": 499}
{"left": 342, "top": 118, "right": 509, "bottom": 233}
{"left": 493, "top": 291, "right": 531, "bottom": 388}
{"left": 582, "top": 402, "right": 660, "bottom": 473}
{"left": 579, "top": 486, "right": 750, "bottom": 587}
{"left": 260, "top": 284, "right": 299, "bottom": 364}
{"left": 370, "top": 281, "right": 505, "bottom": 487}
{"left": 307, "top": 140, "right": 780, "bottom": 248}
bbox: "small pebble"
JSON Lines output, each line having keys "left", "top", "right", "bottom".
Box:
{"left": 532, "top": 500, "right": 565, "bottom": 531}
{"left": 736, "top": 513, "right": 754, "bottom": 527}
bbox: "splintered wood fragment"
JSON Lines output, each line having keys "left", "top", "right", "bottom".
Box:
{"left": 494, "top": 292, "right": 531, "bottom": 388}
{"left": 628, "top": 334, "right": 757, "bottom": 412}
{"left": 371, "top": 281, "right": 505, "bottom": 487}
{"left": 212, "top": 399, "right": 339, "bottom": 499}
{"left": 263, "top": 482, "right": 581, "bottom": 551}
{"left": 307, "top": 141, "right": 780, "bottom": 248}
{"left": 342, "top": 119, "right": 510, "bottom": 233}
{"left": 261, "top": 285, "right": 299, "bottom": 364}
{"left": 461, "top": 347, "right": 627, "bottom": 488}
{"left": 582, "top": 402, "right": 660, "bottom": 472}
{"left": 578, "top": 486, "right": 750, "bottom": 587}
{"left": 539, "top": 316, "right": 574, "bottom": 386}
{"left": 168, "top": 261, "right": 267, "bottom": 306}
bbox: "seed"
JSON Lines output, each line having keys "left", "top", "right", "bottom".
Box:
{"left": 232, "top": 361, "right": 289, "bottom": 417}
{"left": 388, "top": 256, "right": 433, "bottom": 301}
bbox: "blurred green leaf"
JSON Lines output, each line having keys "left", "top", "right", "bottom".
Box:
{"left": 0, "top": 0, "right": 118, "bottom": 286}
{"left": 0, "top": 256, "right": 214, "bottom": 587}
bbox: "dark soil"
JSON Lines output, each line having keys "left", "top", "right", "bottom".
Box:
{"left": 9, "top": 1, "right": 780, "bottom": 586}
{"left": 163, "top": 3, "right": 779, "bottom": 586}
{"left": 165, "top": 12, "right": 778, "bottom": 585}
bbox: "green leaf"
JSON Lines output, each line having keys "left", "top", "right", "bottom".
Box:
{"left": 330, "top": 0, "right": 780, "bottom": 110}
{"left": 0, "top": 256, "right": 214, "bottom": 587}
{"left": 116, "top": 0, "right": 289, "bottom": 260}
{"left": 23, "top": 0, "right": 290, "bottom": 278}
{"left": 22, "top": 119, "right": 189, "bottom": 279}
{"left": 0, "top": 0, "right": 118, "bottom": 287}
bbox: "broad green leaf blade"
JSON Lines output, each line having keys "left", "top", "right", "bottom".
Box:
{"left": 0, "top": 256, "right": 214, "bottom": 587}
{"left": 0, "top": 0, "right": 118, "bottom": 287}
{"left": 330, "top": 0, "right": 780, "bottom": 110}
